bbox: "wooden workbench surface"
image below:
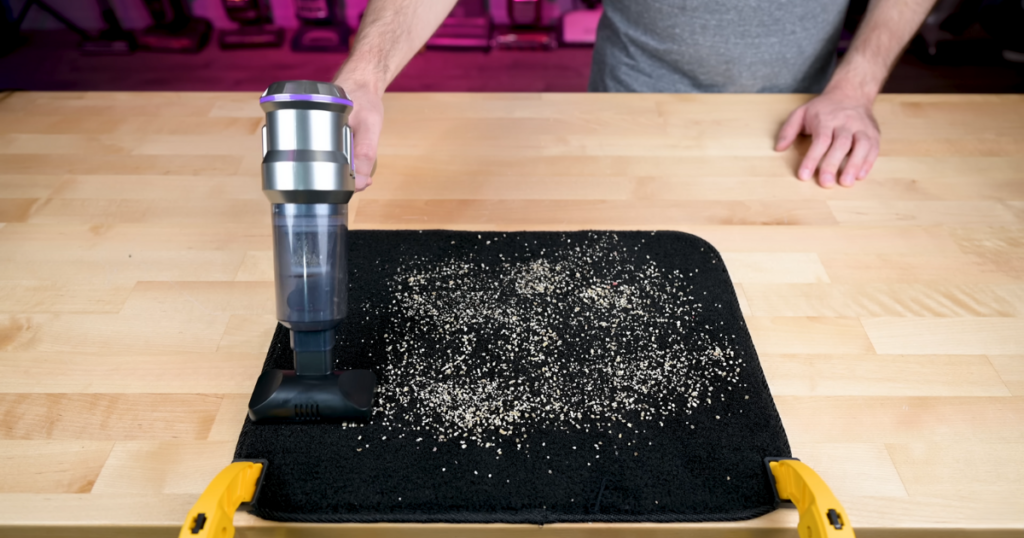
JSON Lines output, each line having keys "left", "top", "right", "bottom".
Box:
{"left": 0, "top": 91, "right": 1022, "bottom": 537}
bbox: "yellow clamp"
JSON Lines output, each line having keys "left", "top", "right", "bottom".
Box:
{"left": 769, "top": 459, "right": 855, "bottom": 538}
{"left": 180, "top": 461, "right": 264, "bottom": 538}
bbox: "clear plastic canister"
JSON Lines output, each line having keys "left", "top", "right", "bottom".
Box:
{"left": 272, "top": 203, "right": 348, "bottom": 331}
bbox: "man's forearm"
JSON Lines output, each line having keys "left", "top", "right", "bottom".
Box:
{"left": 826, "top": 0, "right": 937, "bottom": 102}
{"left": 335, "top": 0, "right": 459, "bottom": 95}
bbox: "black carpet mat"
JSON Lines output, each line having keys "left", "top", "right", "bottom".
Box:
{"left": 234, "top": 230, "right": 790, "bottom": 523}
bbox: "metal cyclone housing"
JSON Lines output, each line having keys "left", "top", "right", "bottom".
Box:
{"left": 260, "top": 80, "right": 355, "bottom": 204}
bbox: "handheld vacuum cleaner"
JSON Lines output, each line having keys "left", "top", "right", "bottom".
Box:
{"left": 247, "top": 80, "right": 377, "bottom": 423}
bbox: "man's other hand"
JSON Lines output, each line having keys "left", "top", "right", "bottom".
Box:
{"left": 340, "top": 81, "right": 384, "bottom": 191}
{"left": 774, "top": 90, "right": 880, "bottom": 188}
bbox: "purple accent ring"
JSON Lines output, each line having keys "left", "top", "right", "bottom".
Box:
{"left": 260, "top": 93, "right": 353, "bottom": 106}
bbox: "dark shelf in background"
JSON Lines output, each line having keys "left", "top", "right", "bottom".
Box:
{"left": 1, "top": 30, "right": 1021, "bottom": 93}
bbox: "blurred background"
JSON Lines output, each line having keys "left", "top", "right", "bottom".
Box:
{"left": 1, "top": 0, "right": 1022, "bottom": 92}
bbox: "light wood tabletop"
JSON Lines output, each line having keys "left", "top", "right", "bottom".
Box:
{"left": 0, "top": 90, "right": 1022, "bottom": 537}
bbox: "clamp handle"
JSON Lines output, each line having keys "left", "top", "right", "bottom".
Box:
{"left": 769, "top": 459, "right": 856, "bottom": 538}
{"left": 179, "top": 461, "right": 264, "bottom": 538}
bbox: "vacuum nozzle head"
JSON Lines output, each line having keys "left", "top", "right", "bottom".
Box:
{"left": 248, "top": 369, "right": 377, "bottom": 422}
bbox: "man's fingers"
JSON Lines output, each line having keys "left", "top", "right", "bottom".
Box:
{"left": 351, "top": 137, "right": 378, "bottom": 192}
{"left": 775, "top": 105, "right": 806, "bottom": 151}
{"left": 349, "top": 125, "right": 379, "bottom": 191}
{"left": 817, "top": 130, "right": 853, "bottom": 188}
{"left": 797, "top": 127, "right": 833, "bottom": 182}
{"left": 859, "top": 143, "right": 879, "bottom": 180}
{"left": 342, "top": 88, "right": 384, "bottom": 192}
{"left": 840, "top": 132, "right": 871, "bottom": 186}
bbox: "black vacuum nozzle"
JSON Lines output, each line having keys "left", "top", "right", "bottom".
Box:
{"left": 248, "top": 369, "right": 376, "bottom": 422}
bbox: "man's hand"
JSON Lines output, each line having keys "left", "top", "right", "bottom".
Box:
{"left": 773, "top": 0, "right": 936, "bottom": 188}
{"left": 332, "top": 0, "right": 460, "bottom": 191}
{"left": 339, "top": 81, "right": 384, "bottom": 192}
{"left": 774, "top": 90, "right": 880, "bottom": 188}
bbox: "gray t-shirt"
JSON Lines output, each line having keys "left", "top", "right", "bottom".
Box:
{"left": 589, "top": 0, "right": 848, "bottom": 93}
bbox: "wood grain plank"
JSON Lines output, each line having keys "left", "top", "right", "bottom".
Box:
{"left": 119, "top": 281, "right": 274, "bottom": 317}
{"left": 376, "top": 154, "right": 808, "bottom": 180}
{"left": 820, "top": 253, "right": 1020, "bottom": 284}
{"left": 855, "top": 176, "right": 1024, "bottom": 201}
{"left": 207, "top": 394, "right": 252, "bottom": 441}
{"left": 0, "top": 115, "right": 133, "bottom": 136}
{"left": 21, "top": 198, "right": 152, "bottom": 224}
{"left": 0, "top": 198, "right": 41, "bottom": 223}
{"left": 0, "top": 154, "right": 243, "bottom": 176}
{"left": 987, "top": 355, "right": 1024, "bottom": 396}
{"left": 0, "top": 115, "right": 263, "bottom": 136}
{"left": 0, "top": 101, "right": 216, "bottom": 118}
{"left": 0, "top": 441, "right": 113, "bottom": 493}
{"left": 0, "top": 255, "right": 248, "bottom": 285}
{"left": 634, "top": 175, "right": 1024, "bottom": 202}
{"left": 870, "top": 156, "right": 1024, "bottom": 181}
{"left": 361, "top": 175, "right": 630, "bottom": 201}
{"left": 216, "top": 314, "right": 279, "bottom": 354}
{"left": 950, "top": 225, "right": 1024, "bottom": 259}
{"left": 365, "top": 173, "right": 880, "bottom": 203}
{"left": 209, "top": 100, "right": 264, "bottom": 118}
{"left": 761, "top": 354, "right": 1010, "bottom": 396}
{"left": 355, "top": 200, "right": 838, "bottom": 229}
{"left": 132, "top": 134, "right": 259, "bottom": 156}
{"left": 6, "top": 312, "right": 230, "bottom": 354}
{"left": 383, "top": 92, "right": 646, "bottom": 121}
{"left": 654, "top": 94, "right": 801, "bottom": 122}
{"left": 746, "top": 317, "right": 875, "bottom": 354}
{"left": 0, "top": 352, "right": 262, "bottom": 393}
{"left": 787, "top": 443, "right": 907, "bottom": 498}
{"left": 743, "top": 283, "right": 1024, "bottom": 317}
{"left": 0, "top": 222, "right": 271, "bottom": 254}
{"left": 887, "top": 443, "right": 1024, "bottom": 500}
{"left": 90, "top": 441, "right": 236, "bottom": 494}
{"left": 0, "top": 394, "right": 222, "bottom": 441}
{"left": 720, "top": 253, "right": 830, "bottom": 283}
{"left": 837, "top": 495, "right": 1024, "bottom": 532}
{"left": 676, "top": 225, "right": 962, "bottom": 255}
{"left": 863, "top": 318, "right": 1024, "bottom": 355}
{"left": 0, "top": 134, "right": 133, "bottom": 155}
{"left": 48, "top": 175, "right": 262, "bottom": 200}
{"left": 0, "top": 176, "right": 64, "bottom": 198}
{"left": 880, "top": 137, "right": 1024, "bottom": 158}
{"left": 23, "top": 198, "right": 269, "bottom": 226}
{"left": 0, "top": 282, "right": 133, "bottom": 313}
{"left": 0, "top": 314, "right": 51, "bottom": 351}
{"left": 0, "top": 493, "right": 196, "bottom": 526}
{"left": 0, "top": 134, "right": 257, "bottom": 156}
{"left": 775, "top": 396, "right": 1024, "bottom": 443}
{"left": 233, "top": 251, "right": 273, "bottom": 282}
{"left": 829, "top": 201, "right": 1022, "bottom": 226}
{"left": 382, "top": 123, "right": 780, "bottom": 158}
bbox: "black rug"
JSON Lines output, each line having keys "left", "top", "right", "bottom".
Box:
{"left": 234, "top": 230, "right": 791, "bottom": 523}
